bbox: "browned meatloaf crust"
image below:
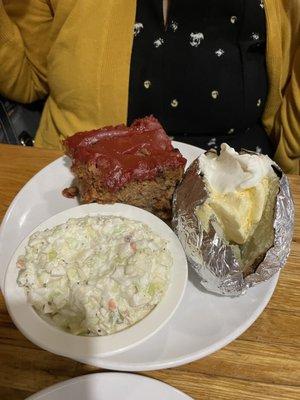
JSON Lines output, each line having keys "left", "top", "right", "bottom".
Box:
{"left": 63, "top": 116, "right": 187, "bottom": 219}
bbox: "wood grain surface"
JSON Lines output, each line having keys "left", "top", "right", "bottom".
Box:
{"left": 0, "top": 144, "right": 299, "bottom": 400}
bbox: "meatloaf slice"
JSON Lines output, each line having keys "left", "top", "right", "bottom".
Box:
{"left": 63, "top": 116, "right": 187, "bottom": 219}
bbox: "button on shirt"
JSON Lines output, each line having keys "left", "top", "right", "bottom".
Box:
{"left": 127, "top": 0, "right": 274, "bottom": 156}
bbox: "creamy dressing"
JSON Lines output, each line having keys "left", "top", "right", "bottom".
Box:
{"left": 17, "top": 216, "right": 172, "bottom": 336}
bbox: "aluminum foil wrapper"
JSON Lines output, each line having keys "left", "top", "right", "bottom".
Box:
{"left": 172, "top": 156, "right": 295, "bottom": 296}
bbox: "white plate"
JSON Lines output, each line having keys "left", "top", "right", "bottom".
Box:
{"left": 4, "top": 203, "right": 188, "bottom": 359}
{"left": 26, "top": 372, "right": 192, "bottom": 400}
{"left": 0, "top": 141, "right": 279, "bottom": 370}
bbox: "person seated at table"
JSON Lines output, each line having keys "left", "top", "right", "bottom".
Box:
{"left": 0, "top": 0, "right": 299, "bottom": 173}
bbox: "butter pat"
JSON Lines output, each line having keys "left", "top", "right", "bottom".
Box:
{"left": 197, "top": 144, "right": 278, "bottom": 245}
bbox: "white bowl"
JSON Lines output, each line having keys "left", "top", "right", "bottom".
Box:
{"left": 4, "top": 203, "right": 188, "bottom": 359}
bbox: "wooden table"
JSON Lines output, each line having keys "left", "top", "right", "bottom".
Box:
{"left": 0, "top": 144, "right": 299, "bottom": 400}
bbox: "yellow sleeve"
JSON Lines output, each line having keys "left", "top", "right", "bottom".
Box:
{"left": 273, "top": 45, "right": 300, "bottom": 174}
{"left": 0, "top": 0, "right": 53, "bottom": 103}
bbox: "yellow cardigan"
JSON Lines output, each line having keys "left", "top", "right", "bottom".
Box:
{"left": 0, "top": 0, "right": 299, "bottom": 173}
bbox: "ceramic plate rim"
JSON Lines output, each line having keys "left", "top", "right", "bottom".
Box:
{"left": 0, "top": 156, "right": 63, "bottom": 289}
{"left": 25, "top": 372, "right": 193, "bottom": 400}
{"left": 0, "top": 141, "right": 279, "bottom": 371}
{"left": 4, "top": 203, "right": 188, "bottom": 359}
{"left": 83, "top": 273, "right": 278, "bottom": 371}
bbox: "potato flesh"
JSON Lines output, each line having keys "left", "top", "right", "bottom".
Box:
{"left": 196, "top": 176, "right": 279, "bottom": 273}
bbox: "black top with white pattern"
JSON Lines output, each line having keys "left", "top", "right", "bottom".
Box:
{"left": 127, "top": 0, "right": 274, "bottom": 156}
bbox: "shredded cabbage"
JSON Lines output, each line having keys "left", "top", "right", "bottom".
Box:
{"left": 17, "top": 216, "right": 172, "bottom": 336}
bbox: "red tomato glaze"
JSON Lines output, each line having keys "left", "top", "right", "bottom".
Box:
{"left": 64, "top": 116, "right": 187, "bottom": 191}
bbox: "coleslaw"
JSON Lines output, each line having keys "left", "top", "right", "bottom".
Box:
{"left": 17, "top": 215, "right": 172, "bottom": 336}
